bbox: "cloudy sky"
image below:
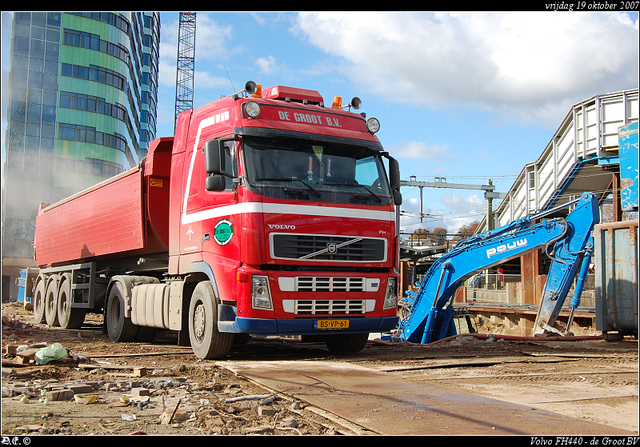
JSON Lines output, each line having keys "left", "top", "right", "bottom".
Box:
{"left": 3, "top": 11, "right": 638, "bottom": 235}
{"left": 154, "top": 11, "right": 638, "bottom": 234}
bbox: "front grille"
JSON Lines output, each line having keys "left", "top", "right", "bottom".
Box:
{"left": 296, "top": 277, "right": 365, "bottom": 292}
{"left": 271, "top": 234, "right": 387, "bottom": 262}
{"left": 277, "top": 276, "right": 381, "bottom": 294}
{"left": 294, "top": 299, "right": 365, "bottom": 315}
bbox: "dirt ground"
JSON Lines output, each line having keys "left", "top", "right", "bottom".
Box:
{"left": 2, "top": 301, "right": 638, "bottom": 436}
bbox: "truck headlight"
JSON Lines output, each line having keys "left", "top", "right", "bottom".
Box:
{"left": 245, "top": 101, "right": 261, "bottom": 118}
{"left": 252, "top": 275, "right": 272, "bottom": 310}
{"left": 383, "top": 278, "right": 397, "bottom": 309}
{"left": 366, "top": 117, "right": 380, "bottom": 134}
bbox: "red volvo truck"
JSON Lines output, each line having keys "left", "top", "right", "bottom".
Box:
{"left": 30, "top": 81, "right": 402, "bottom": 359}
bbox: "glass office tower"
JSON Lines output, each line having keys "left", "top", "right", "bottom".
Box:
{"left": 2, "top": 12, "right": 161, "bottom": 301}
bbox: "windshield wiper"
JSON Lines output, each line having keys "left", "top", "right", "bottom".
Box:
{"left": 255, "top": 177, "right": 321, "bottom": 198}
{"left": 361, "top": 185, "right": 383, "bottom": 202}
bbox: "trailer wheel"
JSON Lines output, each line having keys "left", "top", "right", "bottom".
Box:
{"left": 45, "top": 275, "right": 61, "bottom": 327}
{"left": 33, "top": 278, "right": 47, "bottom": 324}
{"left": 324, "top": 333, "right": 369, "bottom": 354}
{"left": 188, "top": 281, "right": 233, "bottom": 360}
{"left": 106, "top": 281, "right": 138, "bottom": 342}
{"left": 57, "top": 274, "right": 86, "bottom": 329}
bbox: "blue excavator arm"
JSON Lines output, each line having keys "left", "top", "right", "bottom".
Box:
{"left": 395, "top": 192, "right": 600, "bottom": 344}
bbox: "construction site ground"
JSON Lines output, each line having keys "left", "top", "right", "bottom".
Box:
{"left": 2, "top": 301, "right": 638, "bottom": 437}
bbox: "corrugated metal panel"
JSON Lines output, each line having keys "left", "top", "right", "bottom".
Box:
{"left": 594, "top": 220, "right": 638, "bottom": 338}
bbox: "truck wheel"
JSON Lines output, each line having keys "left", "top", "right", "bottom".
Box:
{"left": 325, "top": 333, "right": 369, "bottom": 354}
{"left": 57, "top": 275, "right": 86, "bottom": 329}
{"left": 45, "top": 275, "right": 60, "bottom": 327}
{"left": 33, "top": 279, "right": 47, "bottom": 324}
{"left": 188, "top": 281, "right": 233, "bottom": 360}
{"left": 106, "top": 281, "right": 138, "bottom": 342}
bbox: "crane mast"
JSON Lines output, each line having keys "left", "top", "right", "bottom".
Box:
{"left": 174, "top": 12, "right": 197, "bottom": 130}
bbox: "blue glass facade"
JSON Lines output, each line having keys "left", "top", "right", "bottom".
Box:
{"left": 2, "top": 12, "right": 161, "bottom": 300}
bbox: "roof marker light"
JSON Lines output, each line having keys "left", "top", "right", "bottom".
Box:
{"left": 332, "top": 96, "right": 342, "bottom": 109}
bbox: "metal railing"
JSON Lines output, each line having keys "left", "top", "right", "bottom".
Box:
{"left": 464, "top": 273, "right": 596, "bottom": 308}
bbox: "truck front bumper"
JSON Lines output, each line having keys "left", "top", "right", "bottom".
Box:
{"left": 217, "top": 305, "right": 398, "bottom": 335}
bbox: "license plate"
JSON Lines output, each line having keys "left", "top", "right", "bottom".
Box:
{"left": 315, "top": 319, "right": 349, "bottom": 329}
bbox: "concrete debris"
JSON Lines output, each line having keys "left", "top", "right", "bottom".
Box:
{"left": 280, "top": 416, "right": 299, "bottom": 428}
{"left": 1, "top": 362, "right": 333, "bottom": 435}
{"left": 257, "top": 406, "right": 276, "bottom": 417}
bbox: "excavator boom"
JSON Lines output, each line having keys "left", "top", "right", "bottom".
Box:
{"left": 395, "top": 192, "right": 600, "bottom": 344}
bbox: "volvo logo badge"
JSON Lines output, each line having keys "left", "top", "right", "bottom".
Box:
{"left": 299, "top": 237, "right": 363, "bottom": 260}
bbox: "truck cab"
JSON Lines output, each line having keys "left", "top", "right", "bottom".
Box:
{"left": 167, "top": 82, "right": 402, "bottom": 357}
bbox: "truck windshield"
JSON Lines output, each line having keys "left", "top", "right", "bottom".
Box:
{"left": 242, "top": 136, "right": 392, "bottom": 206}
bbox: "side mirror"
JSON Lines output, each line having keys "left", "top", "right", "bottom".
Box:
{"left": 388, "top": 157, "right": 400, "bottom": 191}
{"left": 393, "top": 190, "right": 403, "bottom": 206}
{"left": 204, "top": 139, "right": 235, "bottom": 191}
{"left": 388, "top": 156, "right": 402, "bottom": 205}
{"left": 204, "top": 139, "right": 225, "bottom": 175}
{"left": 206, "top": 175, "right": 227, "bottom": 192}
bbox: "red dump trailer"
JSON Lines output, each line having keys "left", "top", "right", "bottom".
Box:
{"left": 30, "top": 81, "right": 402, "bottom": 359}
{"left": 35, "top": 140, "right": 171, "bottom": 267}
{"left": 32, "top": 137, "right": 173, "bottom": 332}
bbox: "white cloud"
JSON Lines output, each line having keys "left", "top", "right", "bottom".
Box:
{"left": 440, "top": 192, "right": 484, "bottom": 210}
{"left": 390, "top": 141, "right": 451, "bottom": 161}
{"left": 194, "top": 72, "right": 233, "bottom": 91}
{"left": 158, "top": 18, "right": 180, "bottom": 88}
{"left": 194, "top": 14, "right": 244, "bottom": 62}
{"left": 400, "top": 189, "right": 487, "bottom": 234}
{"left": 436, "top": 193, "right": 486, "bottom": 233}
{"left": 159, "top": 13, "right": 244, "bottom": 92}
{"left": 293, "top": 12, "right": 638, "bottom": 127}
{"left": 250, "top": 12, "right": 267, "bottom": 26}
{"left": 255, "top": 55, "right": 278, "bottom": 74}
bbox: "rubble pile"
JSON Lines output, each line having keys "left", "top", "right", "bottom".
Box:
{"left": 2, "top": 368, "right": 324, "bottom": 435}
{"left": 1, "top": 303, "right": 348, "bottom": 435}
{"left": 2, "top": 355, "right": 344, "bottom": 435}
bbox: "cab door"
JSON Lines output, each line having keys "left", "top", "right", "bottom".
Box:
{"left": 179, "top": 138, "right": 240, "bottom": 258}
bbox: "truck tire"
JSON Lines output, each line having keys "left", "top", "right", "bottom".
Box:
{"left": 136, "top": 326, "right": 157, "bottom": 343}
{"left": 57, "top": 274, "right": 86, "bottom": 329}
{"left": 324, "top": 333, "right": 369, "bottom": 354}
{"left": 188, "top": 281, "right": 233, "bottom": 360}
{"left": 106, "top": 280, "right": 138, "bottom": 342}
{"left": 45, "top": 275, "right": 61, "bottom": 327}
{"left": 33, "top": 278, "right": 47, "bottom": 324}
